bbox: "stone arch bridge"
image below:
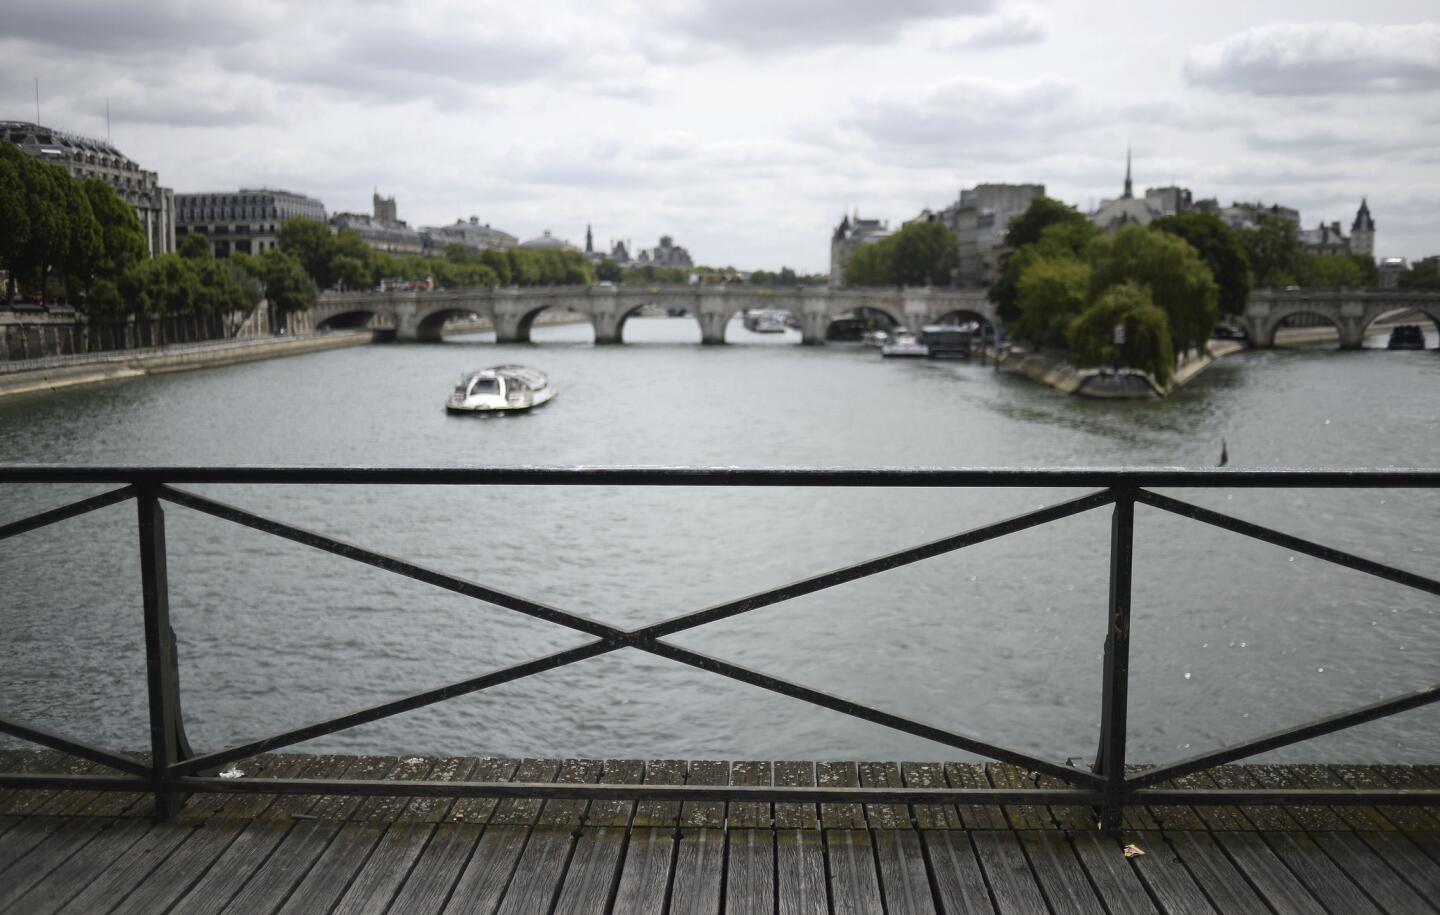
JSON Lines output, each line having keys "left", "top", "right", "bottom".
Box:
{"left": 312, "top": 285, "right": 996, "bottom": 344}
{"left": 1242, "top": 288, "right": 1440, "bottom": 348}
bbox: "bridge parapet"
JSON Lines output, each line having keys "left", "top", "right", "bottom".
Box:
{"left": 1243, "top": 287, "right": 1440, "bottom": 348}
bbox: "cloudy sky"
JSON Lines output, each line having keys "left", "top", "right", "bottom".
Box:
{"left": 3, "top": 0, "right": 1437, "bottom": 271}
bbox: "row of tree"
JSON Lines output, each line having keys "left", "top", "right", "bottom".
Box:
{"left": 842, "top": 221, "right": 958, "bottom": 287}
{"left": 1237, "top": 214, "right": 1379, "bottom": 288}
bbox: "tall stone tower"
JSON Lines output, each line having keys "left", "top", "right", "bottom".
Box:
{"left": 373, "top": 190, "right": 398, "bottom": 224}
{"left": 1351, "top": 199, "right": 1375, "bottom": 257}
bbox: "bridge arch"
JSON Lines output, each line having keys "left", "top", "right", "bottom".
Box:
{"left": 618, "top": 302, "right": 701, "bottom": 344}
{"left": 1263, "top": 309, "right": 1347, "bottom": 348}
{"left": 826, "top": 306, "right": 901, "bottom": 342}
{"left": 515, "top": 304, "right": 596, "bottom": 344}
{"left": 413, "top": 306, "right": 488, "bottom": 342}
{"left": 315, "top": 308, "right": 393, "bottom": 331}
{"left": 1360, "top": 306, "right": 1440, "bottom": 348}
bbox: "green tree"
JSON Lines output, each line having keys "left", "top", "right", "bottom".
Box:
{"left": 1152, "top": 213, "right": 1250, "bottom": 316}
{"left": 596, "top": 258, "right": 623, "bottom": 282}
{"left": 1067, "top": 282, "right": 1176, "bottom": 386}
{"left": 277, "top": 217, "right": 337, "bottom": 288}
{"left": 1399, "top": 259, "right": 1440, "bottom": 289}
{"left": 480, "top": 249, "right": 512, "bottom": 285}
{"left": 0, "top": 145, "right": 33, "bottom": 299}
{"left": 81, "top": 180, "right": 145, "bottom": 285}
{"left": 1296, "top": 254, "right": 1368, "bottom": 288}
{"left": 892, "top": 221, "right": 957, "bottom": 286}
{"left": 1015, "top": 256, "right": 1091, "bottom": 347}
{"left": 178, "top": 233, "right": 213, "bottom": 260}
{"left": 331, "top": 255, "right": 372, "bottom": 291}
{"left": 1237, "top": 214, "right": 1301, "bottom": 287}
{"left": 1088, "top": 225, "right": 1219, "bottom": 356}
{"left": 844, "top": 242, "right": 894, "bottom": 286}
{"left": 1004, "top": 196, "right": 1089, "bottom": 249}
{"left": 57, "top": 177, "right": 101, "bottom": 302}
{"left": 990, "top": 214, "right": 1099, "bottom": 322}
{"left": 258, "top": 250, "right": 318, "bottom": 326}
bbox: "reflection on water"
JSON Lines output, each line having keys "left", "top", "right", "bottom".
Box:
{"left": 1, "top": 315, "right": 1437, "bottom": 764}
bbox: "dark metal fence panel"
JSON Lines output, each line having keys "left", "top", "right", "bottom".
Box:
{"left": 0, "top": 466, "right": 1435, "bottom": 827}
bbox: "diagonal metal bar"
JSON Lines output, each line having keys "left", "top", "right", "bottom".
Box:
{"left": 0, "top": 715, "right": 150, "bottom": 777}
{"left": 638, "top": 638, "right": 1104, "bottom": 789}
{"left": 642, "top": 488, "right": 1115, "bottom": 640}
{"left": 158, "top": 484, "right": 621, "bottom": 640}
{"left": 171, "top": 639, "right": 618, "bottom": 776}
{"left": 1137, "top": 489, "right": 1440, "bottom": 597}
{"left": 0, "top": 485, "right": 136, "bottom": 542}
{"left": 1128, "top": 683, "right": 1440, "bottom": 789}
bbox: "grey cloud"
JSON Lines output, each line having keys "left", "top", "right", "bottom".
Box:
{"left": 1185, "top": 22, "right": 1440, "bottom": 96}
{"left": 661, "top": 0, "right": 997, "bottom": 51}
{"left": 0, "top": 0, "right": 278, "bottom": 53}
{"left": 929, "top": 8, "right": 1047, "bottom": 51}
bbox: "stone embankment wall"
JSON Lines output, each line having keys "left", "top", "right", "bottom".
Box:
{"left": 0, "top": 330, "right": 370, "bottom": 399}
{"left": 999, "top": 340, "right": 1245, "bottom": 400}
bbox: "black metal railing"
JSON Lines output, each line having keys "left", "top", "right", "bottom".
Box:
{"left": 2, "top": 466, "right": 1437, "bottom": 830}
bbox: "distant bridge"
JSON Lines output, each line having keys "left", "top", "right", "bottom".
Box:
{"left": 1241, "top": 288, "right": 1440, "bottom": 348}
{"left": 312, "top": 285, "right": 996, "bottom": 344}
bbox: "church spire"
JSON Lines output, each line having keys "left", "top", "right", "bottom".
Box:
{"left": 585, "top": 223, "right": 593, "bottom": 254}
{"left": 1123, "top": 146, "right": 1133, "bottom": 199}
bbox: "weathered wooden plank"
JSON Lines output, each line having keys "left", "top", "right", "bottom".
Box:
{"left": 1174, "top": 769, "right": 1251, "bottom": 832}
{"left": 0, "top": 815, "right": 69, "bottom": 873}
{"left": 987, "top": 764, "right": 1050, "bottom": 831}
{"left": 272, "top": 822, "right": 386, "bottom": 915}
{"left": 874, "top": 829, "right": 937, "bottom": 915}
{"left": 1264, "top": 833, "right": 1388, "bottom": 914}
{"left": 493, "top": 759, "right": 601, "bottom": 915}
{"left": 727, "top": 829, "right": 776, "bottom": 915}
{"left": 398, "top": 754, "right": 478, "bottom": 823}
{"left": 817, "top": 761, "right": 866, "bottom": 830}
{"left": 774, "top": 760, "right": 819, "bottom": 831}
{"left": 488, "top": 758, "right": 564, "bottom": 825}
{"left": 1288, "top": 764, "right": 1393, "bottom": 832}
{"left": 826, "top": 828, "right": 884, "bottom": 915}
{"left": 79, "top": 752, "right": 154, "bottom": 818}
{"left": 729, "top": 760, "right": 773, "bottom": 828}
{"left": 1332, "top": 764, "right": 1434, "bottom": 832}
{"left": 858, "top": 761, "right": 908, "bottom": 829}
{"left": 670, "top": 759, "right": 729, "bottom": 915}
{"left": 1243, "top": 765, "right": 1348, "bottom": 831}
{"left": 0, "top": 817, "right": 123, "bottom": 909}
{"left": 165, "top": 820, "right": 294, "bottom": 914}
{"left": 903, "top": 762, "right": 961, "bottom": 830}
{"left": 447, "top": 757, "right": 521, "bottom": 825}
{"left": 550, "top": 759, "right": 644, "bottom": 915}
{"left": 922, "top": 830, "right": 994, "bottom": 915}
{"left": 611, "top": 759, "right": 687, "bottom": 915}
{"left": 1309, "top": 832, "right": 1433, "bottom": 915}
{"left": 611, "top": 827, "right": 677, "bottom": 915}
{"left": 387, "top": 824, "right": 484, "bottom": 915}
{"left": 1068, "top": 832, "right": 1160, "bottom": 915}
{"left": 108, "top": 820, "right": 249, "bottom": 915}
{"left": 1356, "top": 831, "right": 1440, "bottom": 901}
{"left": 1021, "top": 831, "right": 1106, "bottom": 915}
{"left": 970, "top": 830, "right": 1049, "bottom": 915}
{"left": 0, "top": 749, "right": 67, "bottom": 815}
{"left": 1201, "top": 766, "right": 1296, "bottom": 832}
{"left": 1033, "top": 771, "right": 1093, "bottom": 833}
{"left": 1153, "top": 831, "right": 1269, "bottom": 915}
{"left": 1212, "top": 831, "right": 1328, "bottom": 915}
{"left": 9, "top": 752, "right": 97, "bottom": 817}
{"left": 331, "top": 821, "right": 435, "bottom": 915}
{"left": 3, "top": 819, "right": 153, "bottom": 914}
{"left": 946, "top": 762, "right": 1008, "bottom": 830}
{"left": 631, "top": 758, "right": 685, "bottom": 828}
{"left": 309, "top": 755, "right": 403, "bottom": 822}
{"left": 52, "top": 821, "right": 193, "bottom": 915}
{"left": 442, "top": 758, "right": 563, "bottom": 915}
{"left": 776, "top": 829, "right": 827, "bottom": 915}
{"left": 1123, "top": 832, "right": 1217, "bottom": 915}
{"left": 353, "top": 755, "right": 441, "bottom": 822}
{"left": 1121, "top": 766, "right": 1161, "bottom": 832}
{"left": 179, "top": 753, "right": 289, "bottom": 821}
{"left": 1143, "top": 778, "right": 1206, "bottom": 832}
{"left": 263, "top": 753, "right": 363, "bottom": 820}
{"left": 217, "top": 818, "right": 342, "bottom": 914}
{"left": 1369, "top": 765, "right": 1440, "bottom": 831}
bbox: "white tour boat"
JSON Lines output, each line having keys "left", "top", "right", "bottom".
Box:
{"left": 881, "top": 327, "right": 928, "bottom": 358}
{"left": 446, "top": 365, "right": 557, "bottom": 414}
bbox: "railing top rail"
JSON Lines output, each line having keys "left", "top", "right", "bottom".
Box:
{"left": 2, "top": 465, "right": 1439, "bottom": 487}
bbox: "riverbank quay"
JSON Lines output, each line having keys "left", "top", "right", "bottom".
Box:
{"left": 2, "top": 750, "right": 1439, "bottom": 914}
{"left": 0, "top": 330, "right": 372, "bottom": 399}
{"left": 997, "top": 340, "right": 1246, "bottom": 399}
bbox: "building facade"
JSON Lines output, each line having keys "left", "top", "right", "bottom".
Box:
{"left": 636, "top": 235, "right": 693, "bottom": 270}
{"left": 422, "top": 216, "right": 518, "bottom": 253}
{"left": 1, "top": 120, "right": 175, "bottom": 256}
{"left": 329, "top": 191, "right": 423, "bottom": 255}
{"left": 829, "top": 213, "right": 892, "bottom": 286}
{"left": 175, "top": 188, "right": 326, "bottom": 257}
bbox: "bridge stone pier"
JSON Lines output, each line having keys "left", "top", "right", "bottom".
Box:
{"left": 313, "top": 285, "right": 998, "bottom": 345}
{"left": 1243, "top": 288, "right": 1440, "bottom": 349}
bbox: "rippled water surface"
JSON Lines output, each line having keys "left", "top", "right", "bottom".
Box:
{"left": 2, "top": 317, "right": 1437, "bottom": 766}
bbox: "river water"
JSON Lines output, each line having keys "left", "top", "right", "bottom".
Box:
{"left": 1, "top": 316, "right": 1437, "bottom": 768}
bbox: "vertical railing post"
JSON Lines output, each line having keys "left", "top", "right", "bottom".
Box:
{"left": 1094, "top": 485, "right": 1135, "bottom": 834}
{"left": 137, "top": 483, "right": 192, "bottom": 820}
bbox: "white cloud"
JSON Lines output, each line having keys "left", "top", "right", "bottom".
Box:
{"left": 660, "top": 0, "right": 996, "bottom": 51}
{"left": 1185, "top": 21, "right": 1440, "bottom": 95}
{"left": 929, "top": 8, "right": 1048, "bottom": 51}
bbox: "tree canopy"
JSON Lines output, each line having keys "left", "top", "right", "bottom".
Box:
{"left": 1151, "top": 213, "right": 1250, "bottom": 316}
{"left": 1067, "top": 282, "right": 1176, "bottom": 387}
{"left": 1088, "top": 225, "right": 1219, "bottom": 356}
{"left": 843, "top": 221, "right": 957, "bottom": 288}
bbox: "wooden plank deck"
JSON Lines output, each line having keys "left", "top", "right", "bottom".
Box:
{"left": 1, "top": 753, "right": 1438, "bottom": 914}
